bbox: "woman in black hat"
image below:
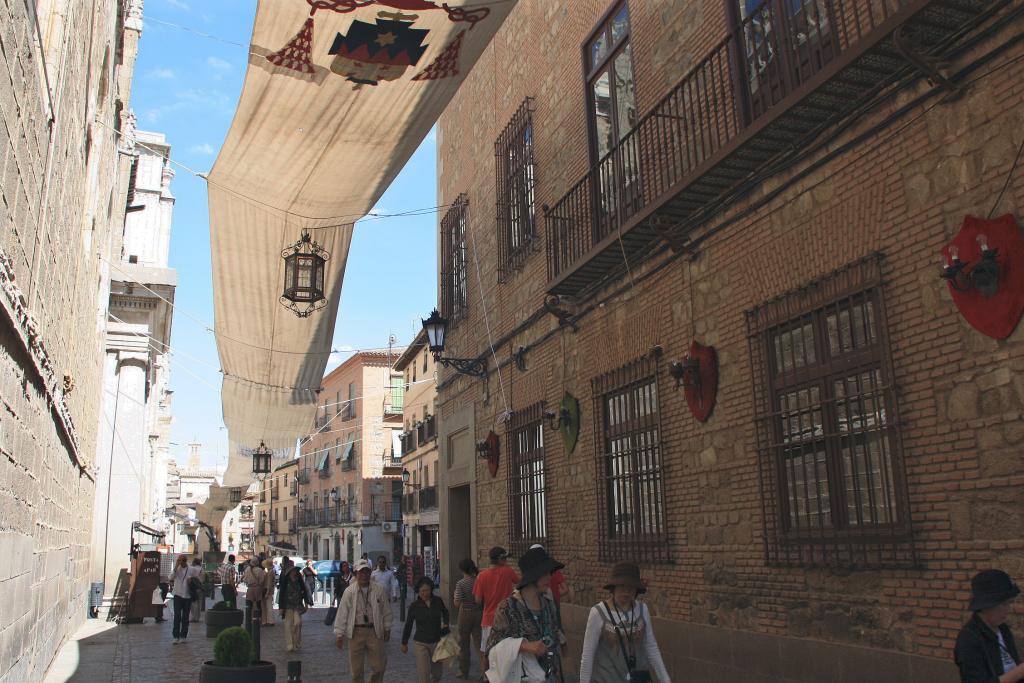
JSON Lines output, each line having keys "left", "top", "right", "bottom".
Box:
{"left": 955, "top": 569, "right": 1024, "bottom": 682}
{"left": 579, "top": 563, "right": 670, "bottom": 683}
{"left": 485, "top": 546, "right": 565, "bottom": 682}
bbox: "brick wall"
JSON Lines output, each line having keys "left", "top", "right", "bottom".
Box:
{"left": 436, "top": 0, "right": 1024, "bottom": 679}
{"left": 0, "top": 0, "right": 139, "bottom": 680}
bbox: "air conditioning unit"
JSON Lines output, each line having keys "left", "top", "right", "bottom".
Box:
{"left": 381, "top": 522, "right": 396, "bottom": 533}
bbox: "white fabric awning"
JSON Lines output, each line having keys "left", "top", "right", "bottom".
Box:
{"left": 209, "top": 0, "right": 517, "bottom": 484}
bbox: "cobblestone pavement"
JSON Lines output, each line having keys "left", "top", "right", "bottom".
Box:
{"left": 45, "top": 595, "right": 484, "bottom": 683}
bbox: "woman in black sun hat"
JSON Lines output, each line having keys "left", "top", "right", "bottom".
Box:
{"left": 955, "top": 569, "right": 1024, "bottom": 683}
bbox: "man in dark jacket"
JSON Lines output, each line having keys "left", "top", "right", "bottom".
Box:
{"left": 955, "top": 569, "right": 1024, "bottom": 683}
{"left": 278, "top": 560, "right": 312, "bottom": 653}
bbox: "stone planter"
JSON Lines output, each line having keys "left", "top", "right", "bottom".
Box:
{"left": 204, "top": 609, "right": 243, "bottom": 638}
{"left": 199, "top": 661, "right": 275, "bottom": 683}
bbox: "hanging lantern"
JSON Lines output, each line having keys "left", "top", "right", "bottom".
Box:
{"left": 421, "top": 308, "right": 448, "bottom": 356}
{"left": 252, "top": 441, "right": 273, "bottom": 475}
{"left": 281, "top": 230, "right": 330, "bottom": 318}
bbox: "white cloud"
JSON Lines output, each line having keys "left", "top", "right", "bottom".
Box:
{"left": 206, "top": 56, "right": 232, "bottom": 71}
{"left": 148, "top": 68, "right": 176, "bottom": 80}
{"left": 165, "top": 0, "right": 191, "bottom": 11}
{"left": 189, "top": 143, "right": 215, "bottom": 155}
{"left": 143, "top": 108, "right": 162, "bottom": 123}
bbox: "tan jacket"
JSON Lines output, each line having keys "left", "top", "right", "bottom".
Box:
{"left": 333, "top": 580, "right": 392, "bottom": 641}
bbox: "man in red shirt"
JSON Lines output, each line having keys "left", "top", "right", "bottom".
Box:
{"left": 472, "top": 546, "right": 519, "bottom": 674}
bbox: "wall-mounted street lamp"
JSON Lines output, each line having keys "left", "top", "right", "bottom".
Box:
{"left": 543, "top": 407, "right": 571, "bottom": 432}
{"left": 421, "top": 309, "right": 487, "bottom": 378}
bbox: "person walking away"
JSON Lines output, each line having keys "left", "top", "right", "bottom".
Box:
{"left": 473, "top": 546, "right": 519, "bottom": 675}
{"left": 189, "top": 557, "right": 205, "bottom": 622}
{"left": 241, "top": 558, "right": 267, "bottom": 634}
{"left": 396, "top": 556, "right": 409, "bottom": 616}
{"left": 279, "top": 561, "right": 313, "bottom": 652}
{"left": 955, "top": 569, "right": 1024, "bottom": 682}
{"left": 220, "top": 554, "right": 238, "bottom": 609}
{"left": 335, "top": 559, "right": 392, "bottom": 683}
{"left": 579, "top": 563, "right": 670, "bottom": 683}
{"left": 453, "top": 558, "right": 482, "bottom": 679}
{"left": 485, "top": 546, "right": 565, "bottom": 682}
{"left": 170, "top": 555, "right": 199, "bottom": 643}
{"left": 372, "top": 555, "right": 399, "bottom": 601}
{"left": 402, "top": 577, "right": 451, "bottom": 683}
{"left": 302, "top": 560, "right": 319, "bottom": 604}
{"left": 261, "top": 559, "right": 276, "bottom": 625}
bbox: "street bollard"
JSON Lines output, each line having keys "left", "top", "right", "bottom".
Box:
{"left": 244, "top": 602, "right": 253, "bottom": 641}
{"left": 252, "top": 601, "right": 262, "bottom": 662}
{"left": 287, "top": 660, "right": 302, "bottom": 682}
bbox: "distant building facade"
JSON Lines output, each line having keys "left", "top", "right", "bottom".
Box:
{"left": 253, "top": 458, "right": 299, "bottom": 557}
{"left": 165, "top": 444, "right": 219, "bottom": 554}
{"left": 297, "top": 350, "right": 404, "bottom": 563}
{"left": 394, "top": 330, "right": 440, "bottom": 561}
{"left": 90, "top": 128, "right": 177, "bottom": 594}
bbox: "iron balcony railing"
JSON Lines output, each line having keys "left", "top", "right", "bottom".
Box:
{"left": 288, "top": 520, "right": 297, "bottom": 533}
{"left": 297, "top": 469, "right": 310, "bottom": 484}
{"left": 545, "top": 0, "right": 936, "bottom": 290}
{"left": 271, "top": 487, "right": 280, "bottom": 500}
{"left": 383, "top": 453, "right": 403, "bottom": 470}
{"left": 419, "top": 486, "right": 438, "bottom": 510}
{"left": 381, "top": 501, "right": 402, "bottom": 522}
{"left": 403, "top": 492, "right": 418, "bottom": 515}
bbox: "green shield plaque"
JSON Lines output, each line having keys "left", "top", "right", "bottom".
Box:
{"left": 560, "top": 392, "right": 580, "bottom": 454}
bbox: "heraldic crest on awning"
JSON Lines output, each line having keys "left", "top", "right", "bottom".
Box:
{"left": 209, "top": 0, "right": 517, "bottom": 487}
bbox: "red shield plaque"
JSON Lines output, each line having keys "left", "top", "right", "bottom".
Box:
{"left": 684, "top": 341, "right": 718, "bottom": 423}
{"left": 484, "top": 431, "right": 500, "bottom": 478}
{"left": 941, "top": 214, "right": 1024, "bottom": 339}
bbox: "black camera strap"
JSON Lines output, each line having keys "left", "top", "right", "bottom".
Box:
{"left": 602, "top": 601, "right": 638, "bottom": 673}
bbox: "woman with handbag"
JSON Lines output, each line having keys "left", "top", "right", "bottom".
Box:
{"left": 453, "top": 558, "right": 482, "bottom": 679}
{"left": 485, "top": 547, "right": 565, "bottom": 683}
{"left": 578, "top": 563, "right": 670, "bottom": 683}
{"left": 279, "top": 560, "right": 313, "bottom": 652}
{"left": 401, "top": 577, "right": 451, "bottom": 683}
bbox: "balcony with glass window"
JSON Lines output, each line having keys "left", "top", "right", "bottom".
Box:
{"left": 545, "top": 0, "right": 1002, "bottom": 296}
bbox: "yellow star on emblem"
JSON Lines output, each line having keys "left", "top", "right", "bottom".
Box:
{"left": 375, "top": 32, "right": 397, "bottom": 47}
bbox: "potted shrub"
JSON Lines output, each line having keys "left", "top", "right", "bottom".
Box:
{"left": 204, "top": 601, "right": 243, "bottom": 639}
{"left": 199, "top": 627, "right": 275, "bottom": 683}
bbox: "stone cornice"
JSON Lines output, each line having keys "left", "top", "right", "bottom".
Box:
{"left": 0, "top": 247, "right": 89, "bottom": 478}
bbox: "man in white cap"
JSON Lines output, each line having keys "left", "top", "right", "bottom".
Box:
{"left": 335, "top": 559, "right": 392, "bottom": 682}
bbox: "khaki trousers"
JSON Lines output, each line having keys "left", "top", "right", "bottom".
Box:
{"left": 458, "top": 608, "right": 482, "bottom": 677}
{"left": 349, "top": 627, "right": 387, "bottom": 683}
{"left": 414, "top": 641, "right": 443, "bottom": 683}
{"left": 283, "top": 609, "right": 303, "bottom": 651}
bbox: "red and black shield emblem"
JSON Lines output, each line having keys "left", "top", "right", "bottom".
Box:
{"left": 941, "top": 214, "right": 1024, "bottom": 340}
{"left": 484, "top": 431, "right": 500, "bottom": 478}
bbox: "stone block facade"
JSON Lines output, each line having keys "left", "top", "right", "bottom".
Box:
{"left": 435, "top": 0, "right": 1024, "bottom": 679}
{"left": 0, "top": 0, "right": 140, "bottom": 680}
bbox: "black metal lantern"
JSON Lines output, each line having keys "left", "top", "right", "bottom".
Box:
{"left": 421, "top": 308, "right": 486, "bottom": 378}
{"left": 401, "top": 468, "right": 411, "bottom": 484}
{"left": 281, "top": 230, "right": 330, "bottom": 318}
{"left": 422, "top": 309, "right": 448, "bottom": 355}
{"left": 252, "top": 441, "right": 273, "bottom": 475}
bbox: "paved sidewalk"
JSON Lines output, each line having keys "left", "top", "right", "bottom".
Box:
{"left": 44, "top": 598, "right": 483, "bottom": 683}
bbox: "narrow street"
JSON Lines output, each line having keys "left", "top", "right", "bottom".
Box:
{"left": 45, "top": 598, "right": 481, "bottom": 683}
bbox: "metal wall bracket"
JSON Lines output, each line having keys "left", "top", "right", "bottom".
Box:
{"left": 892, "top": 26, "right": 963, "bottom": 100}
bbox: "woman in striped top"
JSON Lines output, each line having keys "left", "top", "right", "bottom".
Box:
{"left": 453, "top": 558, "right": 482, "bottom": 679}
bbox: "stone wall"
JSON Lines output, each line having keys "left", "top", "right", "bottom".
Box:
{"left": 436, "top": 0, "right": 1024, "bottom": 679}
{"left": 0, "top": 0, "right": 140, "bottom": 680}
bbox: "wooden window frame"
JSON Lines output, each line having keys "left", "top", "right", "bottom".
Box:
{"left": 507, "top": 403, "right": 548, "bottom": 557}
{"left": 440, "top": 195, "right": 469, "bottom": 324}
{"left": 592, "top": 353, "right": 671, "bottom": 564}
{"left": 581, "top": 0, "right": 637, "bottom": 166}
{"left": 746, "top": 255, "right": 915, "bottom": 569}
{"left": 495, "top": 97, "right": 537, "bottom": 281}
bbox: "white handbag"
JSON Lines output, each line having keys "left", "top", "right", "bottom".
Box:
{"left": 151, "top": 587, "right": 164, "bottom": 605}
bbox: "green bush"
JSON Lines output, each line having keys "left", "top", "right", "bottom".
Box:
{"left": 210, "top": 601, "right": 230, "bottom": 611}
{"left": 213, "top": 627, "right": 253, "bottom": 667}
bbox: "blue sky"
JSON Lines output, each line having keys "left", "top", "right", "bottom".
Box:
{"left": 132, "top": 0, "right": 438, "bottom": 469}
